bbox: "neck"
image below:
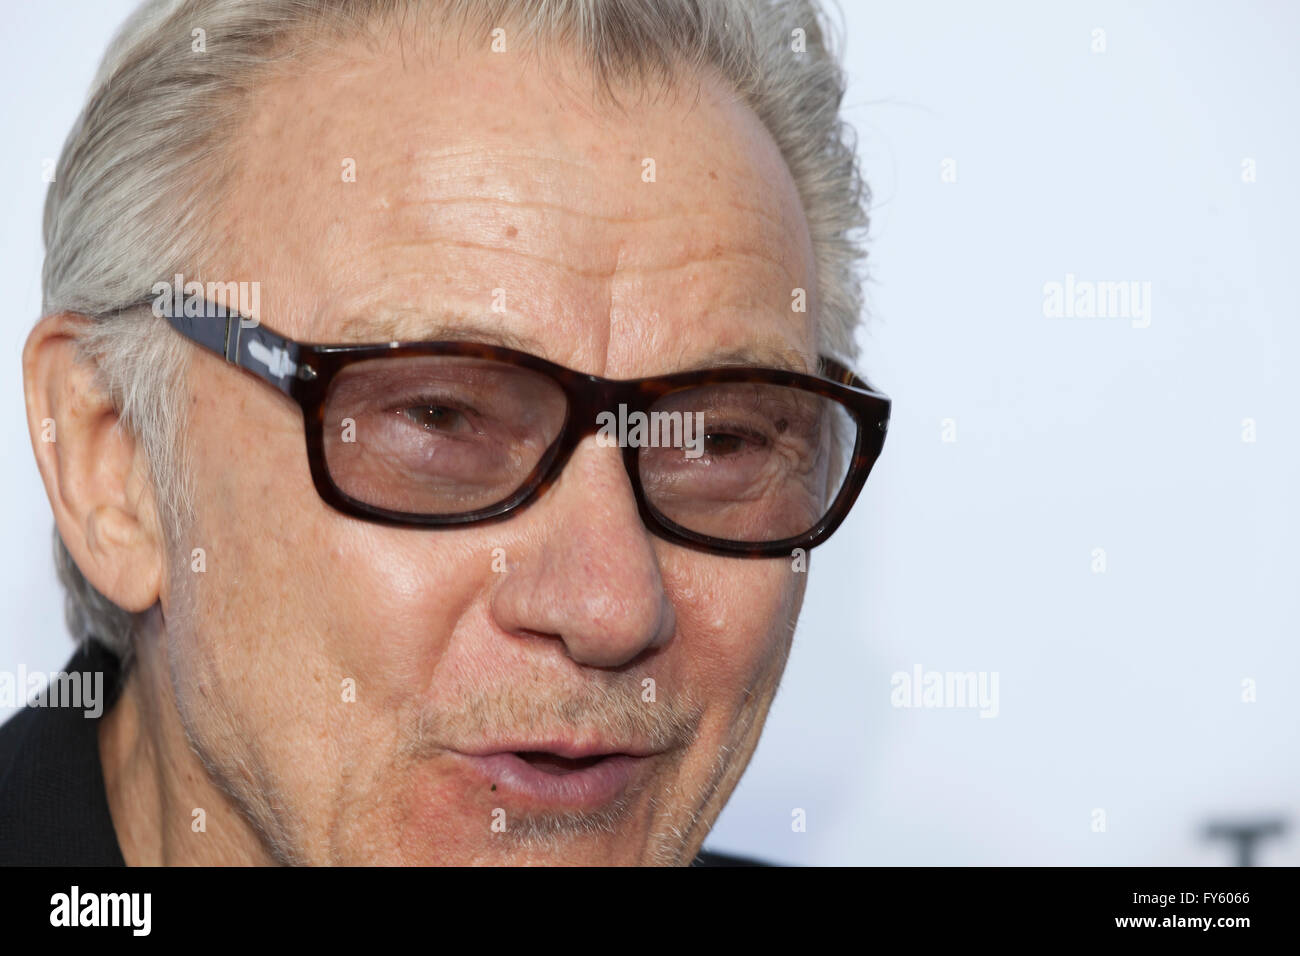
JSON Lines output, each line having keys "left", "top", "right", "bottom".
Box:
{"left": 97, "top": 620, "right": 275, "bottom": 866}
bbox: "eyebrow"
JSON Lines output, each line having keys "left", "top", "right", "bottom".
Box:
{"left": 335, "top": 311, "right": 545, "bottom": 354}
{"left": 673, "top": 346, "right": 812, "bottom": 375}
{"left": 334, "top": 311, "right": 813, "bottom": 375}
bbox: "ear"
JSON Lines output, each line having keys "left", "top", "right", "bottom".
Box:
{"left": 22, "top": 312, "right": 164, "bottom": 613}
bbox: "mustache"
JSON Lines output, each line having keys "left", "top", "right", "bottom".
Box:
{"left": 398, "top": 675, "right": 704, "bottom": 760}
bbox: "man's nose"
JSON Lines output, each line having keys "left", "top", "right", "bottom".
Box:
{"left": 488, "top": 437, "right": 676, "bottom": 668}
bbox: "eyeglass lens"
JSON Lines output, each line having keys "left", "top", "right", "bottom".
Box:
{"left": 321, "top": 355, "right": 855, "bottom": 544}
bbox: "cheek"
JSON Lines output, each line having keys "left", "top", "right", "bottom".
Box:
{"left": 179, "top": 376, "right": 484, "bottom": 673}
{"left": 165, "top": 392, "right": 499, "bottom": 840}
{"left": 321, "top": 533, "right": 494, "bottom": 705}
{"left": 170, "top": 384, "right": 494, "bottom": 737}
{"left": 184, "top": 479, "right": 493, "bottom": 714}
{"left": 659, "top": 551, "right": 801, "bottom": 697}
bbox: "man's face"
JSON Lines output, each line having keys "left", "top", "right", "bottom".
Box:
{"left": 166, "top": 38, "right": 819, "bottom": 864}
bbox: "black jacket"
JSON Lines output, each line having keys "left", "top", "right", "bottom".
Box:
{"left": 0, "top": 641, "right": 766, "bottom": 866}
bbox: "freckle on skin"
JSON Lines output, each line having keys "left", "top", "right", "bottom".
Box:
{"left": 708, "top": 170, "right": 717, "bottom": 180}
{"left": 505, "top": 225, "right": 517, "bottom": 238}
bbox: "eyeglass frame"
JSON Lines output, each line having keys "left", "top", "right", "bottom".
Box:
{"left": 133, "top": 297, "right": 891, "bottom": 558}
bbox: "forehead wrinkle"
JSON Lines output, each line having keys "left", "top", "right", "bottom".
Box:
{"left": 398, "top": 147, "right": 612, "bottom": 204}
{"left": 368, "top": 236, "right": 797, "bottom": 284}
{"left": 388, "top": 193, "right": 685, "bottom": 227}
{"left": 370, "top": 238, "right": 621, "bottom": 281}
{"left": 375, "top": 188, "right": 800, "bottom": 286}
{"left": 389, "top": 181, "right": 791, "bottom": 237}
{"left": 389, "top": 165, "right": 794, "bottom": 246}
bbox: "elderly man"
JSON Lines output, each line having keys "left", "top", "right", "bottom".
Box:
{"left": 4, "top": 0, "right": 887, "bottom": 866}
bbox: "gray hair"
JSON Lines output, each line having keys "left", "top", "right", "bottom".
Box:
{"left": 42, "top": 0, "right": 872, "bottom": 659}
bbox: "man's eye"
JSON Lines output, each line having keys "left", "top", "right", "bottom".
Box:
{"left": 703, "top": 429, "right": 764, "bottom": 456}
{"left": 400, "top": 404, "right": 472, "bottom": 434}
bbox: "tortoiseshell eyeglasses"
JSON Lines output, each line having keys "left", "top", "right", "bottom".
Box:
{"left": 141, "top": 298, "right": 890, "bottom": 558}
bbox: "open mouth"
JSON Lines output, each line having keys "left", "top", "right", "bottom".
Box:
{"left": 456, "top": 749, "right": 649, "bottom": 809}
{"left": 513, "top": 751, "right": 611, "bottom": 774}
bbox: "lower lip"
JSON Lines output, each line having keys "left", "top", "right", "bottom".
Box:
{"left": 457, "top": 752, "right": 644, "bottom": 810}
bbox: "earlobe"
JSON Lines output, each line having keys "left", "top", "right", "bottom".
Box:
{"left": 22, "top": 312, "right": 165, "bottom": 615}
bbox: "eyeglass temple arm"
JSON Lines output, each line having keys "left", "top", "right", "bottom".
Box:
{"left": 817, "top": 355, "right": 891, "bottom": 441}
{"left": 142, "top": 297, "right": 314, "bottom": 396}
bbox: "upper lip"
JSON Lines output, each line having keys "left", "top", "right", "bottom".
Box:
{"left": 454, "top": 739, "right": 664, "bottom": 759}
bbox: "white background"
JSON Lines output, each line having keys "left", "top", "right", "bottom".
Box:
{"left": 3, "top": 1, "right": 1297, "bottom": 865}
